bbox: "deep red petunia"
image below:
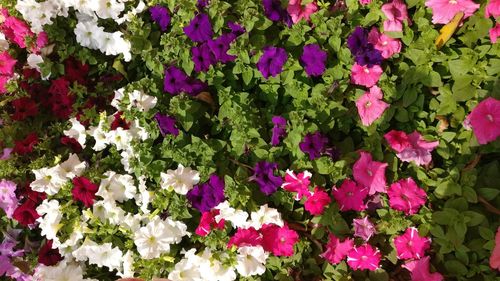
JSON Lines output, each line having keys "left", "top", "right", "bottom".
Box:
{"left": 38, "top": 240, "right": 63, "bottom": 266}
{"left": 11, "top": 97, "right": 38, "bottom": 121}
{"left": 12, "top": 200, "right": 40, "bottom": 226}
{"left": 13, "top": 133, "right": 38, "bottom": 155}
{"left": 60, "top": 136, "right": 83, "bottom": 153}
{"left": 72, "top": 176, "right": 98, "bottom": 207}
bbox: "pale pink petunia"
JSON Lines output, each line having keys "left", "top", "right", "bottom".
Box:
{"left": 351, "top": 63, "right": 383, "bottom": 88}
{"left": 332, "top": 178, "right": 368, "bottom": 211}
{"left": 0, "top": 148, "right": 13, "bottom": 160}
{"left": 353, "top": 151, "right": 388, "bottom": 194}
{"left": 287, "top": 0, "right": 318, "bottom": 23}
{"left": 0, "top": 51, "right": 17, "bottom": 76}
{"left": 394, "top": 227, "right": 431, "bottom": 260}
{"left": 368, "top": 28, "right": 402, "bottom": 58}
{"left": 282, "top": 169, "right": 312, "bottom": 200}
{"left": 385, "top": 130, "right": 439, "bottom": 166}
{"left": 468, "top": 97, "right": 500, "bottom": 144}
{"left": 403, "top": 256, "right": 444, "bottom": 281}
{"left": 490, "top": 23, "right": 500, "bottom": 43}
{"left": 425, "top": 0, "right": 480, "bottom": 24}
{"left": 355, "top": 86, "right": 390, "bottom": 126}
{"left": 321, "top": 234, "right": 354, "bottom": 264}
{"left": 381, "top": 0, "right": 410, "bottom": 32}
{"left": 304, "top": 187, "right": 331, "bottom": 215}
{"left": 347, "top": 244, "right": 381, "bottom": 271}
{"left": 228, "top": 227, "right": 263, "bottom": 248}
{"left": 485, "top": 0, "right": 500, "bottom": 18}
{"left": 490, "top": 227, "right": 500, "bottom": 270}
{"left": 388, "top": 178, "right": 427, "bottom": 215}
{"left": 353, "top": 217, "right": 376, "bottom": 241}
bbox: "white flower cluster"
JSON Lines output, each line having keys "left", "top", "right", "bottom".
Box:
{"left": 73, "top": 239, "right": 124, "bottom": 272}
{"left": 160, "top": 164, "right": 201, "bottom": 195}
{"left": 112, "top": 88, "right": 158, "bottom": 112}
{"left": 215, "top": 201, "right": 284, "bottom": 230}
{"left": 34, "top": 258, "right": 97, "bottom": 281}
{"left": 31, "top": 154, "right": 87, "bottom": 195}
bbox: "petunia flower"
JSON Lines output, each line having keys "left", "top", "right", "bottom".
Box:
{"left": 186, "top": 174, "right": 225, "bottom": 212}
{"left": 72, "top": 176, "right": 99, "bottom": 208}
{"left": 394, "top": 227, "right": 431, "bottom": 260}
{"left": 321, "top": 234, "right": 354, "bottom": 264}
{"left": 12, "top": 200, "right": 39, "bottom": 226}
{"left": 355, "top": 86, "right": 390, "bottom": 126}
{"left": 0, "top": 51, "right": 17, "bottom": 76}
{"left": 467, "top": 97, "right": 500, "bottom": 144}
{"left": 403, "top": 256, "right": 444, "bottom": 281}
{"left": 261, "top": 224, "right": 299, "bottom": 257}
{"left": 183, "top": 13, "right": 213, "bottom": 42}
{"left": 13, "top": 133, "right": 38, "bottom": 155}
{"left": 0, "top": 179, "right": 18, "bottom": 218}
{"left": 424, "top": 0, "right": 479, "bottom": 24}
{"left": 353, "top": 151, "right": 388, "bottom": 195}
{"left": 191, "top": 43, "right": 216, "bottom": 72}
{"left": 485, "top": 0, "right": 500, "bottom": 18}
{"left": 207, "top": 34, "right": 237, "bottom": 63}
{"left": 287, "top": 0, "right": 318, "bottom": 23}
{"left": 353, "top": 217, "right": 377, "bottom": 241}
{"left": 347, "top": 27, "right": 383, "bottom": 67}
{"left": 149, "top": 5, "right": 171, "bottom": 31}
{"left": 300, "top": 44, "right": 327, "bottom": 76}
{"left": 351, "top": 63, "right": 383, "bottom": 87}
{"left": 256, "top": 46, "right": 288, "bottom": 79}
{"left": 263, "top": 0, "right": 292, "bottom": 25}
{"left": 228, "top": 227, "right": 263, "bottom": 248}
{"left": 367, "top": 28, "right": 402, "bottom": 58}
{"left": 251, "top": 161, "right": 283, "bottom": 195}
{"left": 490, "top": 227, "right": 500, "bottom": 270}
{"left": 281, "top": 169, "right": 312, "bottom": 200}
{"left": 38, "top": 240, "right": 63, "bottom": 266}
{"left": 160, "top": 164, "right": 200, "bottom": 195}
{"left": 381, "top": 0, "right": 410, "bottom": 32}
{"left": 304, "top": 187, "right": 331, "bottom": 215}
{"left": 347, "top": 244, "right": 381, "bottom": 271}
{"left": 195, "top": 209, "right": 225, "bottom": 236}
{"left": 154, "top": 112, "right": 179, "bottom": 137}
{"left": 271, "top": 116, "right": 287, "bottom": 146}
{"left": 490, "top": 23, "right": 500, "bottom": 43}
{"left": 299, "top": 131, "right": 329, "bottom": 160}
{"left": 332, "top": 178, "right": 368, "bottom": 211}
{"left": 387, "top": 178, "right": 427, "bottom": 215}
{"left": 163, "top": 66, "right": 207, "bottom": 96}
{"left": 384, "top": 130, "right": 410, "bottom": 152}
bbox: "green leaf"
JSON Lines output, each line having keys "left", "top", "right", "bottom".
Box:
{"left": 435, "top": 180, "right": 462, "bottom": 198}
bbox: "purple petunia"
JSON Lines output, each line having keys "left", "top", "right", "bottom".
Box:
{"left": 271, "top": 116, "right": 287, "bottom": 146}
{"left": 257, "top": 46, "right": 288, "bottom": 79}
{"left": 347, "top": 26, "right": 383, "bottom": 67}
{"left": 208, "top": 34, "right": 237, "bottom": 63}
{"left": 251, "top": 161, "right": 283, "bottom": 195}
{"left": 163, "top": 66, "right": 208, "bottom": 96}
{"left": 347, "top": 27, "right": 369, "bottom": 55}
{"left": 300, "top": 44, "right": 328, "bottom": 77}
{"left": 186, "top": 174, "right": 225, "bottom": 212}
{"left": 197, "top": 0, "right": 209, "bottom": 8}
{"left": 184, "top": 13, "right": 214, "bottom": 43}
{"left": 149, "top": 5, "right": 171, "bottom": 31}
{"left": 192, "top": 43, "right": 216, "bottom": 72}
{"left": 262, "top": 0, "right": 292, "bottom": 26}
{"left": 154, "top": 113, "right": 179, "bottom": 137}
{"left": 228, "top": 21, "right": 246, "bottom": 36}
{"left": 299, "top": 131, "right": 329, "bottom": 160}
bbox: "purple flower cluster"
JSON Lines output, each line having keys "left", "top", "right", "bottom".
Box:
{"left": 299, "top": 131, "right": 329, "bottom": 160}
{"left": 252, "top": 161, "right": 283, "bottom": 195}
{"left": 300, "top": 44, "right": 328, "bottom": 77}
{"left": 163, "top": 66, "right": 207, "bottom": 96}
{"left": 271, "top": 116, "right": 287, "bottom": 146}
{"left": 0, "top": 238, "right": 30, "bottom": 281}
{"left": 187, "top": 174, "right": 225, "bottom": 212}
{"left": 149, "top": 5, "right": 171, "bottom": 32}
{"left": 154, "top": 112, "right": 179, "bottom": 137}
{"left": 0, "top": 180, "right": 18, "bottom": 218}
{"left": 347, "top": 27, "right": 383, "bottom": 67}
{"left": 257, "top": 46, "right": 288, "bottom": 79}
{"left": 262, "top": 0, "right": 292, "bottom": 26}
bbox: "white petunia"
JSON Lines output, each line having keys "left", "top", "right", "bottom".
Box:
{"left": 128, "top": 90, "right": 157, "bottom": 112}
{"left": 168, "top": 249, "right": 203, "bottom": 281}
{"left": 59, "top": 153, "right": 87, "bottom": 179}
{"left": 117, "top": 250, "right": 135, "bottom": 278}
{"left": 74, "top": 20, "right": 103, "bottom": 50}
{"left": 248, "top": 204, "right": 284, "bottom": 230}
{"left": 106, "top": 127, "right": 133, "bottom": 151}
{"left": 199, "top": 249, "right": 237, "bottom": 281}
{"left": 64, "top": 118, "right": 87, "bottom": 148}
{"left": 160, "top": 164, "right": 200, "bottom": 195}
{"left": 129, "top": 119, "right": 149, "bottom": 141}
{"left": 135, "top": 175, "right": 153, "bottom": 214}
{"left": 33, "top": 258, "right": 90, "bottom": 281}
{"left": 36, "top": 200, "right": 62, "bottom": 242}
{"left": 134, "top": 217, "right": 188, "bottom": 259}
{"left": 87, "top": 120, "right": 109, "bottom": 151}
{"left": 97, "top": 171, "right": 136, "bottom": 202}
{"left": 92, "top": 200, "right": 125, "bottom": 225}
{"left": 235, "top": 246, "right": 268, "bottom": 277}
{"left": 215, "top": 201, "right": 249, "bottom": 228}
{"left": 30, "top": 166, "right": 67, "bottom": 195}
{"left": 96, "top": 0, "right": 125, "bottom": 19}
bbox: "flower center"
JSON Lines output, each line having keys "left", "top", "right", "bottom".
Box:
{"left": 280, "top": 237, "right": 286, "bottom": 243}
{"left": 361, "top": 255, "right": 368, "bottom": 261}
{"left": 449, "top": 0, "right": 457, "bottom": 4}
{"left": 365, "top": 101, "right": 372, "bottom": 108}
{"left": 347, "top": 191, "right": 354, "bottom": 196}
{"left": 382, "top": 41, "right": 388, "bottom": 46}
{"left": 367, "top": 169, "right": 373, "bottom": 176}
{"left": 486, "top": 114, "right": 494, "bottom": 122}
{"left": 363, "top": 67, "right": 370, "bottom": 74}
{"left": 407, "top": 241, "right": 413, "bottom": 247}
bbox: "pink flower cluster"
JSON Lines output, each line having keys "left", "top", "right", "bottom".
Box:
{"left": 287, "top": 0, "right": 318, "bottom": 23}
{"left": 322, "top": 234, "right": 381, "bottom": 270}
{"left": 281, "top": 170, "right": 331, "bottom": 216}
{"left": 384, "top": 130, "right": 439, "bottom": 166}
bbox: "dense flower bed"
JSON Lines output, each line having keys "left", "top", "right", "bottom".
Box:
{"left": 0, "top": 0, "right": 499, "bottom": 280}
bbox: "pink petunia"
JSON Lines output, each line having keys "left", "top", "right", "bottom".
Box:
{"left": 353, "top": 217, "right": 376, "bottom": 241}
{"left": 196, "top": 209, "right": 225, "bottom": 236}
{"left": 353, "top": 151, "right": 388, "bottom": 195}
{"left": 321, "top": 234, "right": 354, "bottom": 264}
{"left": 282, "top": 169, "right": 312, "bottom": 200}
{"left": 261, "top": 224, "right": 299, "bottom": 257}
{"left": 0, "top": 51, "right": 17, "bottom": 76}
{"left": 0, "top": 179, "right": 18, "bottom": 218}
{"left": 304, "top": 187, "right": 331, "bottom": 215}
{"left": 355, "top": 86, "right": 390, "bottom": 126}
{"left": 368, "top": 28, "right": 402, "bottom": 58}
{"left": 490, "top": 227, "right": 500, "bottom": 270}
{"left": 332, "top": 178, "right": 368, "bottom": 211}
{"left": 287, "top": 0, "right": 318, "bottom": 23}
{"left": 468, "top": 97, "right": 500, "bottom": 144}
{"left": 351, "top": 63, "right": 383, "bottom": 88}
{"left": 347, "top": 244, "right": 381, "bottom": 271}
{"left": 0, "top": 75, "right": 10, "bottom": 94}
{"left": 394, "top": 227, "right": 431, "bottom": 260}
{"left": 403, "top": 256, "right": 444, "bottom": 281}
{"left": 485, "top": 0, "right": 500, "bottom": 18}
{"left": 228, "top": 227, "right": 263, "bottom": 248}
{"left": 490, "top": 23, "right": 500, "bottom": 43}
{"left": 425, "top": 0, "right": 480, "bottom": 24}
{"left": 385, "top": 130, "right": 439, "bottom": 166}
{"left": 384, "top": 130, "right": 410, "bottom": 153}
{"left": 381, "top": 0, "right": 410, "bottom": 32}
{"left": 388, "top": 178, "right": 427, "bottom": 215}
{"left": 1, "top": 12, "right": 33, "bottom": 48}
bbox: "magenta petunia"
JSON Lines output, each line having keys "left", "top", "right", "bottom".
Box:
{"left": 282, "top": 169, "right": 312, "bottom": 200}
{"left": 321, "top": 234, "right": 354, "bottom": 264}
{"left": 385, "top": 130, "right": 439, "bottom": 166}
{"left": 287, "top": 0, "right": 318, "bottom": 23}
{"left": 353, "top": 151, "right": 388, "bottom": 195}
{"left": 387, "top": 178, "right": 427, "bottom": 215}
{"left": 425, "top": 0, "right": 479, "bottom": 24}
{"left": 347, "top": 244, "right": 381, "bottom": 271}
{"left": 485, "top": 0, "right": 500, "bottom": 18}
{"left": 394, "top": 227, "right": 431, "bottom": 260}
{"left": 72, "top": 176, "right": 98, "bottom": 208}
{"left": 468, "top": 97, "right": 500, "bottom": 144}
{"left": 304, "top": 187, "right": 331, "bottom": 215}
{"left": 403, "top": 256, "right": 444, "bottom": 281}
{"left": 353, "top": 217, "right": 377, "bottom": 241}
{"left": 228, "top": 227, "right": 263, "bottom": 248}
{"left": 491, "top": 23, "right": 500, "bottom": 43}
{"left": 0, "top": 51, "right": 17, "bottom": 76}
{"left": 195, "top": 209, "right": 225, "bottom": 237}
{"left": 381, "top": 0, "right": 410, "bottom": 32}
{"left": 367, "top": 28, "right": 402, "bottom": 59}
{"left": 384, "top": 130, "right": 410, "bottom": 153}
{"left": 355, "top": 86, "right": 390, "bottom": 126}
{"left": 332, "top": 178, "right": 368, "bottom": 211}
{"left": 261, "top": 224, "right": 299, "bottom": 257}
{"left": 351, "top": 63, "right": 383, "bottom": 87}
